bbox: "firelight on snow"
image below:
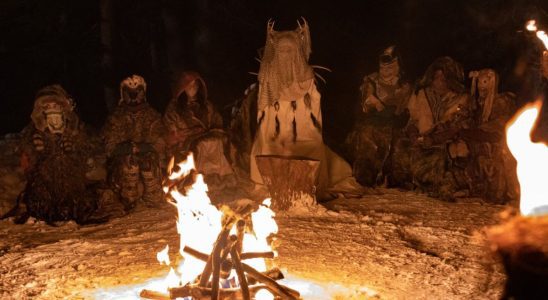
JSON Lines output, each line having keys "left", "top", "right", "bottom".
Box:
{"left": 91, "top": 152, "right": 376, "bottom": 299}
{"left": 506, "top": 101, "right": 548, "bottom": 216}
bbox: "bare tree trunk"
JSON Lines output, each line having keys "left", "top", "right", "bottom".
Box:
{"left": 160, "top": 4, "right": 183, "bottom": 74}
{"left": 100, "top": 0, "right": 116, "bottom": 113}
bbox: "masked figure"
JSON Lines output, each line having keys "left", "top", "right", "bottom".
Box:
{"left": 396, "top": 57, "right": 472, "bottom": 200}
{"left": 102, "top": 75, "right": 165, "bottom": 210}
{"left": 345, "top": 46, "right": 411, "bottom": 186}
{"left": 464, "top": 69, "right": 517, "bottom": 202}
{"left": 164, "top": 71, "right": 238, "bottom": 199}
{"left": 19, "top": 85, "right": 99, "bottom": 223}
{"left": 251, "top": 19, "right": 365, "bottom": 199}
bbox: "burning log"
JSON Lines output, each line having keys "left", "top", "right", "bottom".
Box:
{"left": 200, "top": 226, "right": 230, "bottom": 287}
{"left": 178, "top": 219, "right": 299, "bottom": 300}
{"left": 220, "top": 236, "right": 239, "bottom": 279}
{"left": 168, "top": 284, "right": 280, "bottom": 300}
{"left": 168, "top": 285, "right": 209, "bottom": 299}
{"left": 185, "top": 245, "right": 284, "bottom": 282}
{"left": 240, "top": 251, "right": 275, "bottom": 260}
{"left": 246, "top": 267, "right": 284, "bottom": 285}
{"left": 182, "top": 246, "right": 274, "bottom": 262}
{"left": 187, "top": 247, "right": 275, "bottom": 264}
{"left": 212, "top": 235, "right": 239, "bottom": 299}
{"left": 240, "top": 261, "right": 300, "bottom": 299}
{"left": 139, "top": 289, "right": 171, "bottom": 300}
{"left": 183, "top": 245, "right": 209, "bottom": 261}
{"left": 230, "top": 243, "right": 250, "bottom": 300}
{"left": 235, "top": 219, "right": 245, "bottom": 255}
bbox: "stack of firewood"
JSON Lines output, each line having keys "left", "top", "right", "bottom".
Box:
{"left": 141, "top": 217, "right": 300, "bottom": 300}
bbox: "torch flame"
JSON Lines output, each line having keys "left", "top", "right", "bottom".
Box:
{"left": 536, "top": 30, "right": 548, "bottom": 50}
{"left": 506, "top": 101, "right": 548, "bottom": 216}
{"left": 526, "top": 20, "right": 548, "bottom": 49}
{"left": 526, "top": 20, "right": 537, "bottom": 32}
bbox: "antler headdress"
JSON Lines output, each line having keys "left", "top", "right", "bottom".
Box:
{"left": 257, "top": 18, "right": 314, "bottom": 111}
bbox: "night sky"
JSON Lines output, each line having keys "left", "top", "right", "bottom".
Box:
{"left": 1, "top": 0, "right": 547, "bottom": 147}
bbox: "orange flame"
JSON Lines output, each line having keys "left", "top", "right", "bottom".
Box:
{"left": 153, "top": 153, "right": 278, "bottom": 298}
{"left": 506, "top": 101, "right": 548, "bottom": 216}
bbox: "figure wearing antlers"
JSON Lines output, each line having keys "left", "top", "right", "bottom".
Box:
{"left": 250, "top": 19, "right": 366, "bottom": 200}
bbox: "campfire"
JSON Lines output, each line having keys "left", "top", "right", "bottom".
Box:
{"left": 138, "top": 153, "right": 299, "bottom": 300}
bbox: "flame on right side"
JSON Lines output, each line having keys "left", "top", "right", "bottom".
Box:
{"left": 506, "top": 101, "right": 548, "bottom": 216}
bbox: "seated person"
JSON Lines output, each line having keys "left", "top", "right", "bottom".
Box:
{"left": 397, "top": 57, "right": 472, "bottom": 200}
{"left": 164, "top": 71, "right": 238, "bottom": 200}
{"left": 250, "top": 19, "right": 366, "bottom": 201}
{"left": 465, "top": 69, "right": 517, "bottom": 203}
{"left": 18, "top": 85, "right": 101, "bottom": 224}
{"left": 102, "top": 75, "right": 165, "bottom": 210}
{"left": 345, "top": 46, "right": 411, "bottom": 187}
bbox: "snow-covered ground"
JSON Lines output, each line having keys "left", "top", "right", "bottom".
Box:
{"left": 0, "top": 188, "right": 507, "bottom": 300}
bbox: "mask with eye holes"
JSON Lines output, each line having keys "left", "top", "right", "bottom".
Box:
{"left": 31, "top": 84, "right": 76, "bottom": 134}
{"left": 120, "top": 75, "right": 147, "bottom": 106}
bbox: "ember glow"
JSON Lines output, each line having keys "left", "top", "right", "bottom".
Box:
{"left": 506, "top": 101, "right": 548, "bottom": 216}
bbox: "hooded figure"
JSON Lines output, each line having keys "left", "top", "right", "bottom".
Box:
{"left": 18, "top": 85, "right": 99, "bottom": 224}
{"left": 102, "top": 75, "right": 165, "bottom": 210}
{"left": 164, "top": 71, "right": 223, "bottom": 154}
{"left": 251, "top": 19, "right": 366, "bottom": 200}
{"left": 164, "top": 71, "right": 237, "bottom": 200}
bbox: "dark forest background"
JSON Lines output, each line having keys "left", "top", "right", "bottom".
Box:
{"left": 1, "top": 0, "right": 547, "bottom": 148}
